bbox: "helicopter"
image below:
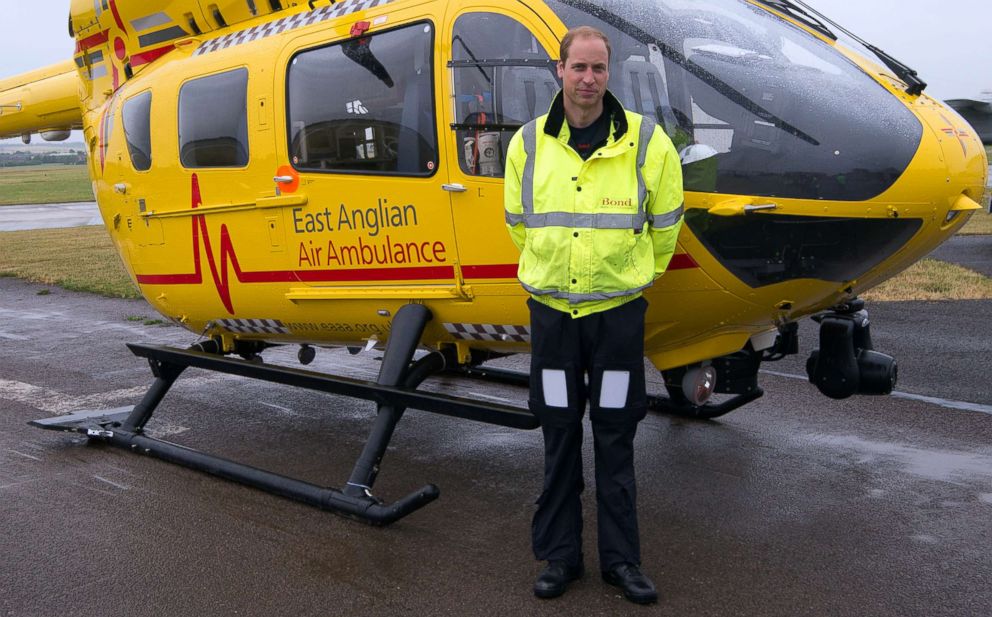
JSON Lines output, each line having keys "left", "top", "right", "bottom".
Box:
{"left": 1, "top": 0, "right": 987, "bottom": 524}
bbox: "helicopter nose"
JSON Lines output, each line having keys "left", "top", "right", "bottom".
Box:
{"left": 925, "top": 107, "right": 988, "bottom": 210}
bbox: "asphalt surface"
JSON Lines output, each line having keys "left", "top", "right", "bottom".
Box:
{"left": 0, "top": 202, "right": 100, "bottom": 231}
{"left": 929, "top": 234, "right": 992, "bottom": 278}
{"left": 1, "top": 276, "right": 991, "bottom": 616}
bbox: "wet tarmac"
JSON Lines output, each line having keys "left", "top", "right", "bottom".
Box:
{"left": 1, "top": 276, "right": 991, "bottom": 616}
{"left": 0, "top": 201, "right": 100, "bottom": 231}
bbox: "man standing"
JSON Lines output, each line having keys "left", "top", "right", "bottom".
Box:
{"left": 504, "top": 26, "right": 684, "bottom": 605}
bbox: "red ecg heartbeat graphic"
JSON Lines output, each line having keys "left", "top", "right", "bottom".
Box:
{"left": 134, "top": 175, "right": 455, "bottom": 314}
{"left": 135, "top": 174, "right": 248, "bottom": 314}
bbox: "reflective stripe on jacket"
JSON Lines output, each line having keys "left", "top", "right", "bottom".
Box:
{"left": 504, "top": 91, "right": 684, "bottom": 318}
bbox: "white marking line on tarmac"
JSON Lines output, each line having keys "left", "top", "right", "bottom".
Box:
{"left": 0, "top": 478, "right": 43, "bottom": 491}
{"left": 144, "top": 423, "right": 190, "bottom": 438}
{"left": 0, "top": 307, "right": 165, "bottom": 337}
{"left": 760, "top": 369, "right": 992, "bottom": 416}
{"left": 68, "top": 480, "right": 118, "bottom": 498}
{"left": 0, "top": 375, "right": 228, "bottom": 418}
{"left": 468, "top": 392, "right": 516, "bottom": 404}
{"left": 92, "top": 475, "right": 130, "bottom": 490}
{"left": 260, "top": 402, "right": 295, "bottom": 414}
{"left": 0, "top": 379, "right": 148, "bottom": 416}
{"left": 7, "top": 449, "right": 41, "bottom": 461}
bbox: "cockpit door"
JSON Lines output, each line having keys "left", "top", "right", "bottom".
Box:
{"left": 440, "top": 5, "right": 562, "bottom": 287}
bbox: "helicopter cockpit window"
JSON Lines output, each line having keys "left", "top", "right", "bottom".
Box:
{"left": 122, "top": 90, "right": 152, "bottom": 171}
{"left": 450, "top": 13, "right": 558, "bottom": 177}
{"left": 544, "top": 0, "right": 922, "bottom": 201}
{"left": 287, "top": 22, "right": 437, "bottom": 176}
{"left": 178, "top": 68, "right": 249, "bottom": 168}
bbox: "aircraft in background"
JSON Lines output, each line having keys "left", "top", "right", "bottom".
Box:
{"left": 946, "top": 92, "right": 992, "bottom": 145}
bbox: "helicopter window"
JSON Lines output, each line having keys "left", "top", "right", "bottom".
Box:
{"left": 450, "top": 13, "right": 558, "bottom": 177}
{"left": 544, "top": 0, "right": 922, "bottom": 201}
{"left": 178, "top": 68, "right": 250, "bottom": 168}
{"left": 122, "top": 90, "right": 152, "bottom": 171}
{"left": 286, "top": 22, "right": 437, "bottom": 176}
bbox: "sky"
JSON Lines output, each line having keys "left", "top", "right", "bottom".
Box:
{"left": 804, "top": 0, "right": 992, "bottom": 100}
{"left": 1, "top": 0, "right": 990, "bottom": 144}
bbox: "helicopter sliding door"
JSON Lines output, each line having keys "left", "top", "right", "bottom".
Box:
{"left": 440, "top": 5, "right": 561, "bottom": 294}
{"left": 281, "top": 17, "right": 461, "bottom": 300}
{"left": 112, "top": 55, "right": 283, "bottom": 321}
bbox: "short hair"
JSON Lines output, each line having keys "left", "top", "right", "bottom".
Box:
{"left": 559, "top": 26, "right": 612, "bottom": 64}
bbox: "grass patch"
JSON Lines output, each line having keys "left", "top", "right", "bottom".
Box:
{"left": 0, "top": 165, "right": 94, "bottom": 205}
{"left": 960, "top": 208, "right": 992, "bottom": 235}
{"left": 863, "top": 258, "right": 992, "bottom": 302}
{"left": 985, "top": 144, "right": 991, "bottom": 212}
{"left": 959, "top": 145, "right": 991, "bottom": 234}
{"left": 0, "top": 226, "right": 140, "bottom": 298}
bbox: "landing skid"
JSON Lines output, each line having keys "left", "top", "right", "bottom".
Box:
{"left": 30, "top": 305, "right": 537, "bottom": 526}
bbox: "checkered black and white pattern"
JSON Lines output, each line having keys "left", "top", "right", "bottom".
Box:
{"left": 444, "top": 323, "right": 531, "bottom": 343}
{"left": 195, "top": 0, "right": 393, "bottom": 56}
{"left": 211, "top": 319, "right": 291, "bottom": 335}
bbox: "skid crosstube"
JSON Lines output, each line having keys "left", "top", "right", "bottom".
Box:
{"left": 30, "top": 304, "right": 537, "bottom": 526}
{"left": 451, "top": 365, "right": 764, "bottom": 419}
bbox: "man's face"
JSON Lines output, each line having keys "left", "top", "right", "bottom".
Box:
{"left": 557, "top": 36, "right": 610, "bottom": 115}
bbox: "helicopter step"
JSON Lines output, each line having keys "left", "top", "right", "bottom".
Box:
{"left": 30, "top": 304, "right": 538, "bottom": 526}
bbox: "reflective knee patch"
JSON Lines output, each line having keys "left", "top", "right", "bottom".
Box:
{"left": 598, "top": 370, "right": 630, "bottom": 409}
{"left": 542, "top": 369, "right": 569, "bottom": 408}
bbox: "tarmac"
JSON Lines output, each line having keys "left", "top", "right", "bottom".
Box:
{"left": 1, "top": 275, "right": 991, "bottom": 616}
{"left": 0, "top": 201, "right": 101, "bottom": 231}
{"left": 929, "top": 233, "right": 992, "bottom": 277}
{"left": 2, "top": 201, "right": 992, "bottom": 615}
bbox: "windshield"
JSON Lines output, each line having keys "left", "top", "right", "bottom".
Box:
{"left": 544, "top": 0, "right": 922, "bottom": 201}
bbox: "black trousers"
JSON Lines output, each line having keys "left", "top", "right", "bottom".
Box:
{"left": 528, "top": 297, "right": 648, "bottom": 571}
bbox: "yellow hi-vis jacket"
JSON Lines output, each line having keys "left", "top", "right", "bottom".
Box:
{"left": 504, "top": 91, "right": 684, "bottom": 318}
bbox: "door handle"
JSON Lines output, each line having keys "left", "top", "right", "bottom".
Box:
{"left": 274, "top": 175, "right": 295, "bottom": 184}
{"left": 708, "top": 200, "right": 778, "bottom": 216}
{"left": 442, "top": 183, "right": 467, "bottom": 193}
{"left": 743, "top": 204, "right": 778, "bottom": 213}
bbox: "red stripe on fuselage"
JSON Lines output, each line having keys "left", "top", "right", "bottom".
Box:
{"left": 460, "top": 253, "right": 698, "bottom": 280}
{"left": 668, "top": 252, "right": 699, "bottom": 270}
{"left": 107, "top": 0, "right": 127, "bottom": 32}
{"left": 294, "top": 265, "right": 455, "bottom": 282}
{"left": 77, "top": 30, "right": 110, "bottom": 52}
{"left": 131, "top": 45, "right": 175, "bottom": 67}
{"left": 461, "top": 264, "right": 519, "bottom": 279}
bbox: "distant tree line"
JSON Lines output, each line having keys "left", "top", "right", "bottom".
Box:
{"left": 0, "top": 150, "right": 88, "bottom": 167}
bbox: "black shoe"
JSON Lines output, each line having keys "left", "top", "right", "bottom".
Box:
{"left": 602, "top": 563, "right": 658, "bottom": 605}
{"left": 533, "top": 560, "right": 584, "bottom": 599}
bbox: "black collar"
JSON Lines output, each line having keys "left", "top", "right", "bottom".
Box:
{"left": 544, "top": 89, "right": 628, "bottom": 142}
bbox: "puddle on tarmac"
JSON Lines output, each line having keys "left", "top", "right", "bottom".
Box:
{"left": 811, "top": 435, "right": 992, "bottom": 483}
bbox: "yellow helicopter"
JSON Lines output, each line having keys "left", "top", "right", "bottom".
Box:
{"left": 1, "top": 0, "right": 987, "bottom": 524}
